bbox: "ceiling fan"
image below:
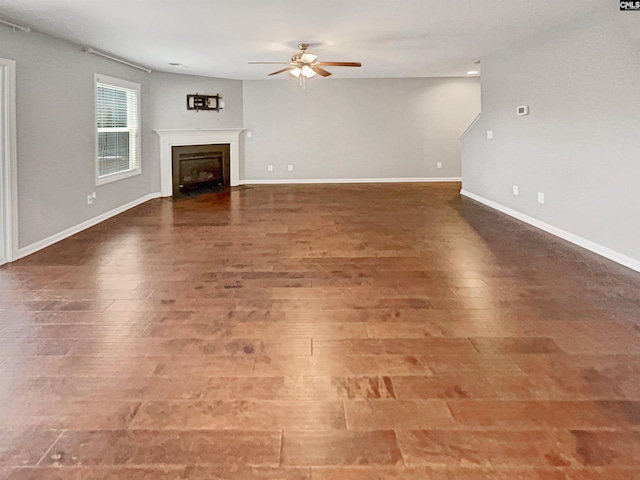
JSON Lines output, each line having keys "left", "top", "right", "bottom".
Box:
{"left": 249, "top": 43, "right": 361, "bottom": 86}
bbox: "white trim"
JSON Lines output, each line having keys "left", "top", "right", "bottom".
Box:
{"left": 155, "top": 128, "right": 243, "bottom": 197}
{"left": 95, "top": 168, "right": 142, "bottom": 186}
{"left": 0, "top": 58, "right": 18, "bottom": 265}
{"left": 95, "top": 73, "right": 142, "bottom": 186}
{"left": 95, "top": 73, "right": 140, "bottom": 92}
{"left": 17, "top": 192, "right": 161, "bottom": 260}
{"left": 241, "top": 177, "right": 462, "bottom": 185}
{"left": 460, "top": 189, "right": 640, "bottom": 274}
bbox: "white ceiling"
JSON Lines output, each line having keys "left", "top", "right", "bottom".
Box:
{"left": 0, "top": 0, "right": 610, "bottom": 80}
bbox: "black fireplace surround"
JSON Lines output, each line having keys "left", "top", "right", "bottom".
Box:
{"left": 171, "top": 144, "right": 230, "bottom": 199}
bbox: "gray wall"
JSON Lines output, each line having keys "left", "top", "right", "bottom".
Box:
{"left": 461, "top": 8, "right": 640, "bottom": 263}
{"left": 149, "top": 72, "right": 243, "bottom": 130}
{"left": 243, "top": 77, "right": 480, "bottom": 181}
{"left": 0, "top": 27, "right": 155, "bottom": 249}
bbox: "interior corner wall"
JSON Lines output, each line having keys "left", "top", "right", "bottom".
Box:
{"left": 242, "top": 77, "right": 480, "bottom": 181}
{"left": 148, "top": 72, "right": 243, "bottom": 130}
{"left": 147, "top": 72, "right": 244, "bottom": 184}
{"left": 461, "top": 8, "right": 640, "bottom": 265}
{"left": 0, "top": 27, "right": 155, "bottom": 250}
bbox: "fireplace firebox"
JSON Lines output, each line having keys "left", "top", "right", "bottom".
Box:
{"left": 171, "top": 144, "right": 230, "bottom": 199}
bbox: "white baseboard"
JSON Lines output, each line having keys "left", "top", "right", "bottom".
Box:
{"left": 460, "top": 189, "right": 640, "bottom": 274}
{"left": 240, "top": 177, "right": 462, "bottom": 185}
{"left": 17, "top": 192, "right": 162, "bottom": 260}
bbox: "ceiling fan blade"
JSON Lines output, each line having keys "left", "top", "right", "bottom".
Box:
{"left": 318, "top": 61, "right": 362, "bottom": 67}
{"left": 312, "top": 66, "right": 332, "bottom": 77}
{"left": 268, "top": 67, "right": 293, "bottom": 76}
{"left": 248, "top": 62, "right": 291, "bottom": 65}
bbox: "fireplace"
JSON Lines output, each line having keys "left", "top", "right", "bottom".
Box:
{"left": 171, "top": 144, "right": 230, "bottom": 198}
{"left": 155, "top": 129, "right": 243, "bottom": 198}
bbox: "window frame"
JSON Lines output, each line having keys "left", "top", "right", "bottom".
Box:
{"left": 94, "top": 73, "right": 141, "bottom": 186}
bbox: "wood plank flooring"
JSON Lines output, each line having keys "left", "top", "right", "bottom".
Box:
{"left": 1, "top": 182, "right": 640, "bottom": 479}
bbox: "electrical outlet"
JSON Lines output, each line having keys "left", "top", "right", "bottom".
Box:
{"left": 538, "top": 192, "right": 545, "bottom": 204}
{"left": 437, "top": 162, "right": 442, "bottom": 169}
{"left": 287, "top": 164, "right": 294, "bottom": 171}
{"left": 513, "top": 185, "right": 519, "bottom": 196}
{"left": 267, "top": 165, "right": 273, "bottom": 172}
{"left": 487, "top": 130, "right": 494, "bottom": 139}
{"left": 87, "top": 194, "right": 94, "bottom": 205}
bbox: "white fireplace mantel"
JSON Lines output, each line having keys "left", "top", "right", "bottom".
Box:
{"left": 155, "top": 128, "right": 243, "bottom": 197}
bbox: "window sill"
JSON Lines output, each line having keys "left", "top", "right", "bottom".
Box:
{"left": 96, "top": 167, "right": 141, "bottom": 186}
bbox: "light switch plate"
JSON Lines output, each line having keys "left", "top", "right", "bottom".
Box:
{"left": 487, "top": 130, "right": 494, "bottom": 139}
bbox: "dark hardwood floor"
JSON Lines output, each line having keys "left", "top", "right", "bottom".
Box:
{"left": 1, "top": 182, "right": 639, "bottom": 479}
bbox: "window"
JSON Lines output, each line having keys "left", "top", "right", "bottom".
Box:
{"left": 95, "top": 74, "right": 140, "bottom": 184}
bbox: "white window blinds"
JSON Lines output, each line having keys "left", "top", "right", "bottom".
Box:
{"left": 95, "top": 74, "right": 141, "bottom": 184}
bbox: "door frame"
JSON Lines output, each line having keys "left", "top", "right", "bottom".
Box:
{"left": 0, "top": 58, "right": 18, "bottom": 265}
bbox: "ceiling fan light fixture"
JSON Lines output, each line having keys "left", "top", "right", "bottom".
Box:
{"left": 301, "top": 65, "right": 317, "bottom": 78}
{"left": 251, "top": 43, "right": 361, "bottom": 84}
{"left": 300, "top": 53, "right": 318, "bottom": 63}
